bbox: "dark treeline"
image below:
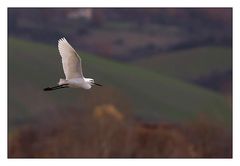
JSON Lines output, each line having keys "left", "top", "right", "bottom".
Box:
{"left": 8, "top": 8, "right": 232, "bottom": 61}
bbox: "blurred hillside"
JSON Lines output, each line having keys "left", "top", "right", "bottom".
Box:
{"left": 134, "top": 46, "right": 232, "bottom": 96}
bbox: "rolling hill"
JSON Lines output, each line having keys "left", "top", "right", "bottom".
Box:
{"left": 134, "top": 46, "right": 232, "bottom": 81}
{"left": 8, "top": 37, "right": 231, "bottom": 130}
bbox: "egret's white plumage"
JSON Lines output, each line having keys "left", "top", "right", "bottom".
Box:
{"left": 58, "top": 38, "right": 83, "bottom": 80}
{"left": 44, "top": 37, "right": 102, "bottom": 91}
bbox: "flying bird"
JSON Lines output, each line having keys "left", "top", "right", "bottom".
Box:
{"left": 44, "top": 37, "right": 102, "bottom": 91}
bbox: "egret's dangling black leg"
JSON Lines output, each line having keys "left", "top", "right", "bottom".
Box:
{"left": 43, "top": 84, "right": 69, "bottom": 91}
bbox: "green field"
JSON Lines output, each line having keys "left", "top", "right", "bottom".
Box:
{"left": 8, "top": 37, "right": 231, "bottom": 130}
{"left": 134, "top": 47, "right": 232, "bottom": 81}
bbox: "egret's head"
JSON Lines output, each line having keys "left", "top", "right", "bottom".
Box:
{"left": 87, "top": 78, "right": 102, "bottom": 86}
{"left": 89, "top": 78, "right": 94, "bottom": 85}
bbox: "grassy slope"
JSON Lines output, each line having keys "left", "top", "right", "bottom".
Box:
{"left": 134, "top": 47, "right": 232, "bottom": 81}
{"left": 8, "top": 37, "right": 231, "bottom": 127}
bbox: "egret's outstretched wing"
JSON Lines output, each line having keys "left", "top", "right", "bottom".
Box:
{"left": 58, "top": 37, "right": 84, "bottom": 79}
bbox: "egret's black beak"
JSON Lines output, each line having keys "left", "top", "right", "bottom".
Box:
{"left": 93, "top": 82, "right": 102, "bottom": 86}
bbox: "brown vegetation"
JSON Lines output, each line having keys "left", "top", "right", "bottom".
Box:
{"left": 8, "top": 105, "right": 232, "bottom": 158}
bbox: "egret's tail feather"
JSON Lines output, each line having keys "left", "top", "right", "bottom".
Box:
{"left": 58, "top": 78, "right": 68, "bottom": 85}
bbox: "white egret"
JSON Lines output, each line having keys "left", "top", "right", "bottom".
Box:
{"left": 44, "top": 37, "right": 102, "bottom": 91}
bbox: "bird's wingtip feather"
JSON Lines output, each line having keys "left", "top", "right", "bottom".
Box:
{"left": 58, "top": 37, "right": 68, "bottom": 44}
{"left": 58, "top": 37, "right": 64, "bottom": 40}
